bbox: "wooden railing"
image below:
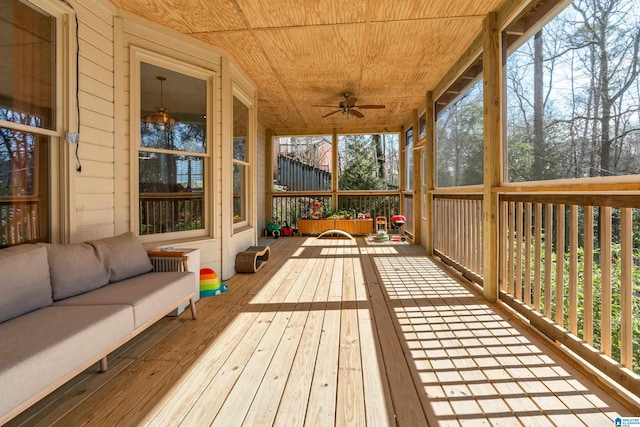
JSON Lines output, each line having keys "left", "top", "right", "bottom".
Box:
{"left": 337, "top": 193, "right": 400, "bottom": 223}
{"left": 139, "top": 193, "right": 204, "bottom": 235}
{"left": 271, "top": 192, "right": 400, "bottom": 228}
{"left": 0, "top": 197, "right": 43, "bottom": 247}
{"left": 500, "top": 192, "right": 640, "bottom": 387}
{"left": 271, "top": 194, "right": 333, "bottom": 226}
{"left": 432, "top": 192, "right": 483, "bottom": 283}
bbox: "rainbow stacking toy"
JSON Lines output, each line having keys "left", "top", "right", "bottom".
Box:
{"left": 199, "top": 268, "right": 228, "bottom": 297}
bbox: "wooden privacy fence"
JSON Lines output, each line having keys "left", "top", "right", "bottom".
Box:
{"left": 500, "top": 193, "right": 640, "bottom": 390}
{"left": 276, "top": 155, "right": 331, "bottom": 191}
{"left": 432, "top": 193, "right": 483, "bottom": 283}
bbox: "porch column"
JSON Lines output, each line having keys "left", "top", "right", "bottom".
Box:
{"left": 265, "top": 129, "right": 273, "bottom": 224}
{"left": 482, "top": 12, "right": 503, "bottom": 302}
{"left": 412, "top": 109, "right": 421, "bottom": 245}
{"left": 331, "top": 128, "right": 338, "bottom": 210}
{"left": 425, "top": 91, "right": 435, "bottom": 256}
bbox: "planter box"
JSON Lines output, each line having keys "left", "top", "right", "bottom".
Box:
{"left": 297, "top": 219, "right": 335, "bottom": 235}
{"left": 298, "top": 219, "right": 373, "bottom": 235}
{"left": 335, "top": 219, "right": 373, "bottom": 235}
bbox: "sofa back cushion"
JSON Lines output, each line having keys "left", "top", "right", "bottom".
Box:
{"left": 90, "top": 232, "right": 152, "bottom": 282}
{"left": 0, "top": 245, "right": 53, "bottom": 323}
{"left": 45, "top": 242, "right": 110, "bottom": 300}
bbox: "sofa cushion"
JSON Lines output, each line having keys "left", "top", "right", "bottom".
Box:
{"left": 43, "top": 242, "right": 110, "bottom": 300}
{"left": 55, "top": 271, "right": 194, "bottom": 329}
{"left": 90, "top": 232, "right": 152, "bottom": 282}
{"left": 0, "top": 305, "right": 133, "bottom": 419}
{"left": 0, "top": 245, "right": 52, "bottom": 323}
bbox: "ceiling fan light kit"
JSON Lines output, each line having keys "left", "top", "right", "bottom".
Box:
{"left": 314, "top": 92, "right": 385, "bottom": 119}
{"left": 143, "top": 75, "right": 178, "bottom": 125}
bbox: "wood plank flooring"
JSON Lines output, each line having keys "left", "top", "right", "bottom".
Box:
{"left": 6, "top": 236, "right": 637, "bottom": 426}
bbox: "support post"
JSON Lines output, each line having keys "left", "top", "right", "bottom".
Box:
{"left": 332, "top": 128, "right": 338, "bottom": 211}
{"left": 482, "top": 12, "right": 502, "bottom": 302}
{"left": 412, "top": 109, "right": 421, "bottom": 245}
{"left": 425, "top": 91, "right": 435, "bottom": 256}
{"left": 265, "top": 129, "right": 273, "bottom": 224}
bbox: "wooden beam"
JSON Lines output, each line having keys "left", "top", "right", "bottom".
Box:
{"left": 411, "top": 109, "right": 421, "bottom": 245}
{"left": 482, "top": 12, "right": 502, "bottom": 302}
{"left": 425, "top": 91, "right": 435, "bottom": 256}
{"left": 265, "top": 129, "right": 274, "bottom": 225}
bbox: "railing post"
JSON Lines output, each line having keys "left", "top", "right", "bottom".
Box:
{"left": 482, "top": 12, "right": 502, "bottom": 302}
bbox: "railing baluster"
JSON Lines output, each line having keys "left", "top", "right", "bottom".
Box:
{"left": 544, "top": 203, "right": 553, "bottom": 318}
{"left": 583, "top": 206, "right": 594, "bottom": 344}
{"left": 601, "top": 206, "right": 612, "bottom": 357}
{"left": 516, "top": 202, "right": 523, "bottom": 301}
{"left": 555, "top": 204, "right": 565, "bottom": 326}
{"left": 533, "top": 203, "right": 542, "bottom": 311}
{"left": 620, "top": 207, "right": 632, "bottom": 369}
{"left": 569, "top": 205, "right": 578, "bottom": 334}
{"left": 508, "top": 202, "right": 515, "bottom": 296}
{"left": 524, "top": 202, "right": 532, "bottom": 306}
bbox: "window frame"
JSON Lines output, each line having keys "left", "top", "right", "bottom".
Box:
{"left": 0, "top": 0, "right": 75, "bottom": 245}
{"left": 231, "top": 86, "right": 254, "bottom": 232}
{"left": 130, "top": 47, "right": 214, "bottom": 243}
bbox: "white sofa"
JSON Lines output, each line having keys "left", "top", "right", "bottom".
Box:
{"left": 0, "top": 232, "right": 197, "bottom": 424}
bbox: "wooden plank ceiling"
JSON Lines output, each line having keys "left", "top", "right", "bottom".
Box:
{"left": 111, "top": 0, "right": 507, "bottom": 134}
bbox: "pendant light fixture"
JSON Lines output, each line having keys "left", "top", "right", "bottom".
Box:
{"left": 142, "top": 75, "right": 177, "bottom": 125}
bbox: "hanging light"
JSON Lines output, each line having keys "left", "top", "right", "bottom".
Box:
{"left": 142, "top": 76, "right": 177, "bottom": 125}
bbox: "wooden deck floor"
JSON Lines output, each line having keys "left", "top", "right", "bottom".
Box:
{"left": 7, "top": 237, "right": 636, "bottom": 426}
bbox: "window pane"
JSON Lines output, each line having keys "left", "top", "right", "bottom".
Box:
{"left": 139, "top": 152, "right": 203, "bottom": 193}
{"left": 273, "top": 135, "right": 332, "bottom": 192}
{"left": 338, "top": 133, "right": 399, "bottom": 191}
{"left": 506, "top": 0, "right": 640, "bottom": 181}
{"left": 138, "top": 152, "right": 204, "bottom": 235}
{"left": 233, "top": 162, "right": 246, "bottom": 223}
{"left": 405, "top": 127, "right": 414, "bottom": 190}
{"left": 436, "top": 81, "right": 484, "bottom": 187}
{"left": 403, "top": 195, "right": 413, "bottom": 236}
{"left": 140, "top": 63, "right": 206, "bottom": 153}
{"left": 0, "top": 0, "right": 56, "bottom": 130}
{"left": 419, "top": 114, "right": 427, "bottom": 140}
{"left": 233, "top": 96, "right": 249, "bottom": 161}
{"left": 0, "top": 128, "right": 49, "bottom": 245}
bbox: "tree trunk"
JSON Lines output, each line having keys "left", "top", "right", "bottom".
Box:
{"left": 533, "top": 30, "right": 545, "bottom": 180}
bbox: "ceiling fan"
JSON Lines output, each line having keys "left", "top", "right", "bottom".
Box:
{"left": 314, "top": 92, "right": 385, "bottom": 118}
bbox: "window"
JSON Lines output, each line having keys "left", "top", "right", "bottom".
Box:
{"left": 272, "top": 135, "right": 332, "bottom": 192}
{"left": 138, "top": 61, "right": 208, "bottom": 237}
{"left": 419, "top": 113, "right": 427, "bottom": 141}
{"left": 421, "top": 149, "right": 427, "bottom": 220}
{"left": 506, "top": 0, "right": 640, "bottom": 182}
{"left": 233, "top": 95, "right": 250, "bottom": 227}
{"left": 436, "top": 80, "right": 484, "bottom": 187}
{"left": 404, "top": 127, "right": 414, "bottom": 190}
{"left": 0, "top": 0, "right": 59, "bottom": 246}
{"left": 338, "top": 133, "right": 399, "bottom": 191}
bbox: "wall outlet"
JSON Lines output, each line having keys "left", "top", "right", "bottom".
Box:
{"left": 66, "top": 132, "right": 79, "bottom": 144}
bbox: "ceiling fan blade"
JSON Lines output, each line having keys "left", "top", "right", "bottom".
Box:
{"left": 322, "top": 109, "right": 343, "bottom": 118}
{"left": 350, "top": 109, "right": 365, "bottom": 118}
{"left": 313, "top": 104, "right": 341, "bottom": 108}
{"left": 345, "top": 97, "right": 357, "bottom": 107}
{"left": 356, "top": 104, "right": 385, "bottom": 109}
